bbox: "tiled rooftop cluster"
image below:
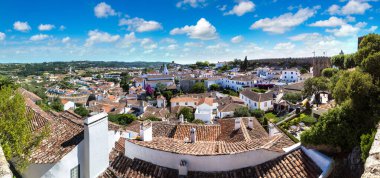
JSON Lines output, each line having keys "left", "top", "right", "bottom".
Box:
{"left": 125, "top": 118, "right": 294, "bottom": 156}
{"left": 187, "top": 149, "right": 322, "bottom": 178}
{"left": 100, "top": 149, "right": 178, "bottom": 178}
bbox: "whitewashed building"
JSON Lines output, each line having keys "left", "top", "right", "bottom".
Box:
{"left": 280, "top": 68, "right": 300, "bottom": 83}
{"left": 240, "top": 89, "right": 274, "bottom": 111}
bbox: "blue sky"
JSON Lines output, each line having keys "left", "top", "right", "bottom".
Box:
{"left": 0, "top": 0, "right": 378, "bottom": 63}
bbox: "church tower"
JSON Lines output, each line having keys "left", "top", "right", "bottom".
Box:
{"left": 163, "top": 64, "right": 169, "bottom": 75}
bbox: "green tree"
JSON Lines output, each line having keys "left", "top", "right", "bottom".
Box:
{"left": 191, "top": 82, "right": 206, "bottom": 93}
{"left": 0, "top": 75, "right": 14, "bottom": 89}
{"left": 209, "top": 84, "right": 220, "bottom": 91}
{"left": 162, "top": 90, "right": 173, "bottom": 105}
{"left": 344, "top": 54, "right": 356, "bottom": 69}
{"left": 321, "top": 68, "right": 339, "bottom": 78}
{"left": 303, "top": 77, "right": 329, "bottom": 105}
{"left": 146, "top": 116, "right": 162, "bottom": 121}
{"left": 241, "top": 56, "right": 248, "bottom": 71}
{"left": 74, "top": 106, "right": 89, "bottom": 117}
{"left": 0, "top": 87, "right": 48, "bottom": 171}
{"left": 178, "top": 107, "right": 194, "bottom": 122}
{"left": 283, "top": 92, "right": 303, "bottom": 104}
{"left": 234, "top": 106, "right": 251, "bottom": 117}
{"left": 120, "top": 75, "right": 131, "bottom": 92}
{"left": 300, "top": 68, "right": 309, "bottom": 74}
{"left": 156, "top": 82, "right": 166, "bottom": 94}
{"left": 355, "top": 34, "right": 380, "bottom": 65}
{"left": 250, "top": 109, "right": 265, "bottom": 118}
{"left": 108, "top": 114, "right": 137, "bottom": 125}
{"left": 361, "top": 52, "right": 380, "bottom": 81}
{"left": 332, "top": 70, "right": 374, "bottom": 106}
{"left": 331, "top": 54, "right": 345, "bottom": 69}
{"left": 50, "top": 97, "right": 64, "bottom": 112}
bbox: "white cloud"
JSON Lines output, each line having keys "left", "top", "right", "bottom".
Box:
{"left": 62, "top": 37, "right": 70, "bottom": 43}
{"left": 140, "top": 38, "right": 157, "bottom": 49}
{"left": 170, "top": 18, "right": 218, "bottom": 40}
{"left": 328, "top": 4, "right": 341, "bottom": 15}
{"left": 38, "top": 24, "right": 55, "bottom": 31}
{"left": 326, "top": 23, "right": 363, "bottom": 37}
{"left": 118, "top": 32, "right": 138, "bottom": 48}
{"left": 310, "top": 17, "right": 346, "bottom": 27}
{"left": 184, "top": 42, "right": 203, "bottom": 47}
{"left": 224, "top": 1, "right": 255, "bottom": 16}
{"left": 327, "top": 0, "right": 372, "bottom": 15}
{"left": 231, "top": 35, "right": 244, "bottom": 43}
{"left": 342, "top": 0, "right": 371, "bottom": 15}
{"left": 274, "top": 42, "right": 295, "bottom": 50}
{"left": 367, "top": 26, "right": 378, "bottom": 32}
{"left": 166, "top": 44, "right": 179, "bottom": 50}
{"left": 30, "top": 34, "right": 50, "bottom": 41}
{"left": 206, "top": 43, "right": 228, "bottom": 50}
{"left": 176, "top": 0, "right": 207, "bottom": 8}
{"left": 160, "top": 38, "right": 177, "bottom": 44}
{"left": 94, "top": 2, "right": 116, "bottom": 18}
{"left": 217, "top": 5, "right": 227, "bottom": 11}
{"left": 289, "top": 33, "right": 321, "bottom": 41}
{"left": 13, "top": 21, "right": 31, "bottom": 32}
{"left": 59, "top": 25, "right": 66, "bottom": 31}
{"left": 0, "top": 32, "right": 5, "bottom": 41}
{"left": 119, "top": 17, "right": 162, "bottom": 32}
{"left": 250, "top": 7, "right": 317, "bottom": 34}
{"left": 85, "top": 30, "right": 120, "bottom": 46}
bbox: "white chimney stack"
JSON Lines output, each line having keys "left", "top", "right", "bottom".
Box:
{"left": 179, "top": 114, "right": 184, "bottom": 123}
{"left": 178, "top": 160, "right": 188, "bottom": 176}
{"left": 248, "top": 118, "right": 254, "bottom": 129}
{"left": 139, "top": 122, "right": 153, "bottom": 141}
{"left": 190, "top": 128, "right": 196, "bottom": 143}
{"left": 268, "top": 123, "right": 280, "bottom": 137}
{"left": 83, "top": 112, "right": 109, "bottom": 178}
{"left": 235, "top": 118, "right": 241, "bottom": 130}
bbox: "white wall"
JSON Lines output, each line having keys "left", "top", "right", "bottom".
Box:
{"left": 84, "top": 113, "right": 109, "bottom": 178}
{"left": 171, "top": 101, "right": 197, "bottom": 108}
{"left": 24, "top": 143, "right": 84, "bottom": 178}
{"left": 64, "top": 101, "right": 75, "bottom": 111}
{"left": 125, "top": 141, "right": 283, "bottom": 172}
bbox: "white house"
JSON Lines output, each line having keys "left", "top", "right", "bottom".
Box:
{"left": 280, "top": 68, "right": 300, "bottom": 83}
{"left": 170, "top": 97, "right": 198, "bottom": 108}
{"left": 194, "top": 98, "right": 217, "bottom": 123}
{"left": 156, "top": 95, "right": 166, "bottom": 108}
{"left": 215, "top": 61, "right": 227, "bottom": 68}
{"left": 24, "top": 112, "right": 116, "bottom": 178}
{"left": 239, "top": 89, "right": 274, "bottom": 111}
{"left": 61, "top": 99, "right": 75, "bottom": 111}
{"left": 219, "top": 76, "right": 258, "bottom": 91}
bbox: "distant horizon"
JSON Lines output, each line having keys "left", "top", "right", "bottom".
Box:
{"left": 1, "top": 0, "right": 377, "bottom": 63}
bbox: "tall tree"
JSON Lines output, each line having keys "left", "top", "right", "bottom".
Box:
{"left": 0, "top": 87, "right": 48, "bottom": 171}
{"left": 191, "top": 82, "right": 206, "bottom": 93}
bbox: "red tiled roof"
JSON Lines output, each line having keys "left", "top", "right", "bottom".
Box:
{"left": 187, "top": 148, "right": 322, "bottom": 178}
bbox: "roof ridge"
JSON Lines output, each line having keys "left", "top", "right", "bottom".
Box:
{"left": 240, "top": 120, "right": 252, "bottom": 142}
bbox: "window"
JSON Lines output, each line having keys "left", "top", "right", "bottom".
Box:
{"left": 291, "top": 76, "right": 293, "bottom": 79}
{"left": 291, "top": 72, "right": 293, "bottom": 74}
{"left": 185, "top": 102, "right": 188, "bottom": 105}
{"left": 176, "top": 102, "right": 179, "bottom": 106}
{"left": 285, "top": 72, "right": 287, "bottom": 74}
{"left": 254, "top": 103, "right": 257, "bottom": 107}
{"left": 71, "top": 165, "right": 80, "bottom": 178}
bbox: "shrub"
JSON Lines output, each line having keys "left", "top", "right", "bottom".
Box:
{"left": 250, "top": 109, "right": 265, "bottom": 118}
{"left": 360, "top": 130, "right": 376, "bottom": 162}
{"left": 178, "top": 107, "right": 194, "bottom": 122}
{"left": 252, "top": 88, "right": 267, "bottom": 93}
{"left": 145, "top": 116, "right": 162, "bottom": 121}
{"left": 108, "top": 114, "right": 137, "bottom": 125}
{"left": 192, "top": 119, "right": 205, "bottom": 124}
{"left": 74, "top": 106, "right": 89, "bottom": 117}
{"left": 234, "top": 107, "right": 251, "bottom": 117}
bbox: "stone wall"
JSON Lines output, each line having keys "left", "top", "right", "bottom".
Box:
{"left": 0, "top": 146, "right": 13, "bottom": 178}
{"left": 362, "top": 124, "right": 380, "bottom": 178}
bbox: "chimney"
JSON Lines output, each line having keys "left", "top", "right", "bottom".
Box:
{"left": 235, "top": 118, "right": 241, "bottom": 130}
{"left": 83, "top": 112, "right": 109, "bottom": 178}
{"left": 268, "top": 123, "right": 280, "bottom": 137}
{"left": 179, "top": 114, "right": 184, "bottom": 123}
{"left": 190, "top": 128, "right": 196, "bottom": 143}
{"left": 248, "top": 118, "right": 254, "bottom": 129}
{"left": 179, "top": 160, "right": 188, "bottom": 176}
{"left": 139, "top": 122, "right": 153, "bottom": 141}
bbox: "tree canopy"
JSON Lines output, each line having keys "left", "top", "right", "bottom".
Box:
{"left": 74, "top": 106, "right": 89, "bottom": 117}
{"left": 191, "top": 82, "right": 206, "bottom": 93}
{"left": 178, "top": 107, "right": 194, "bottom": 122}
{"left": 0, "top": 87, "right": 48, "bottom": 171}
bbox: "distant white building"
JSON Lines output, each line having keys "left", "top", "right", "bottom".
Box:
{"left": 215, "top": 61, "right": 227, "bottom": 68}
{"left": 239, "top": 89, "right": 274, "bottom": 111}
{"left": 219, "top": 76, "right": 258, "bottom": 91}
{"left": 61, "top": 99, "right": 75, "bottom": 111}
{"left": 280, "top": 68, "right": 300, "bottom": 83}
{"left": 194, "top": 98, "right": 218, "bottom": 123}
